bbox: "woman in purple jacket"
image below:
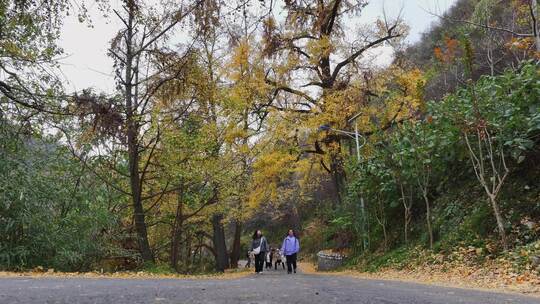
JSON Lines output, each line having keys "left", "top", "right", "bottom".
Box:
{"left": 281, "top": 229, "right": 300, "bottom": 274}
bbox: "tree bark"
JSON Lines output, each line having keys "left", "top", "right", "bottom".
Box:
{"left": 489, "top": 195, "right": 508, "bottom": 251}
{"left": 381, "top": 223, "right": 388, "bottom": 252}
{"left": 329, "top": 151, "right": 345, "bottom": 205}
{"left": 125, "top": 6, "right": 153, "bottom": 263}
{"left": 463, "top": 130, "right": 509, "bottom": 251}
{"left": 422, "top": 191, "right": 434, "bottom": 250}
{"left": 229, "top": 220, "right": 242, "bottom": 268}
{"left": 212, "top": 214, "right": 229, "bottom": 272}
{"left": 399, "top": 181, "right": 411, "bottom": 244}
{"left": 170, "top": 189, "right": 184, "bottom": 271}
{"left": 375, "top": 197, "right": 388, "bottom": 252}
{"left": 185, "top": 231, "right": 192, "bottom": 268}
{"left": 531, "top": 0, "right": 540, "bottom": 52}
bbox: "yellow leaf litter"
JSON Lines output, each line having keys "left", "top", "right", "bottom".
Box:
{"left": 299, "top": 262, "right": 540, "bottom": 298}
{"left": 0, "top": 267, "right": 251, "bottom": 280}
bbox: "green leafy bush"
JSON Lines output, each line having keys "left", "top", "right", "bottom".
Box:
{"left": 0, "top": 125, "right": 118, "bottom": 271}
{"left": 335, "top": 62, "right": 540, "bottom": 263}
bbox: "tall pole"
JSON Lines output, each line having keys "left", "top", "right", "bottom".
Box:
{"left": 355, "top": 122, "right": 361, "bottom": 161}
{"left": 533, "top": 0, "right": 540, "bottom": 52}
{"left": 355, "top": 122, "right": 368, "bottom": 252}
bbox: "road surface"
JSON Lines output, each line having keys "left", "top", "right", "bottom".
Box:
{"left": 0, "top": 268, "right": 538, "bottom": 304}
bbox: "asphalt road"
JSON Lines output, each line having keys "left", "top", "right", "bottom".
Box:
{"left": 0, "top": 268, "right": 538, "bottom": 304}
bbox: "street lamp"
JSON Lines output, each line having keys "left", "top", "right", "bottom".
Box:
{"left": 319, "top": 114, "right": 369, "bottom": 252}
{"left": 318, "top": 123, "right": 367, "bottom": 161}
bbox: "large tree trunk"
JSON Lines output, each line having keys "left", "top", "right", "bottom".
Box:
{"left": 329, "top": 150, "right": 346, "bottom": 205}
{"left": 170, "top": 190, "right": 184, "bottom": 271}
{"left": 131, "top": 189, "right": 154, "bottom": 263}
{"left": 532, "top": 0, "right": 540, "bottom": 52}
{"left": 128, "top": 131, "right": 153, "bottom": 263}
{"left": 125, "top": 7, "right": 153, "bottom": 263}
{"left": 290, "top": 205, "right": 302, "bottom": 230}
{"left": 228, "top": 109, "right": 246, "bottom": 269}
{"left": 212, "top": 214, "right": 229, "bottom": 272}
{"left": 185, "top": 231, "right": 192, "bottom": 269}
{"left": 229, "top": 220, "right": 242, "bottom": 268}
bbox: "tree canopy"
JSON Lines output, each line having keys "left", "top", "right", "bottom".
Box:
{"left": 0, "top": 0, "right": 539, "bottom": 274}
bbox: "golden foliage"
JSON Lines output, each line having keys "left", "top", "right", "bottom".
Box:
{"left": 248, "top": 149, "right": 296, "bottom": 209}
{"left": 306, "top": 35, "right": 335, "bottom": 65}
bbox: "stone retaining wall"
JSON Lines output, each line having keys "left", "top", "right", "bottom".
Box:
{"left": 317, "top": 251, "right": 347, "bottom": 271}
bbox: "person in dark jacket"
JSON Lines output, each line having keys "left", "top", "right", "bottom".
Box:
{"left": 250, "top": 229, "right": 268, "bottom": 274}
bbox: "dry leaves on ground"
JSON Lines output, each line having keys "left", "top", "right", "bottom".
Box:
{"left": 0, "top": 268, "right": 251, "bottom": 280}
{"left": 299, "top": 261, "right": 540, "bottom": 297}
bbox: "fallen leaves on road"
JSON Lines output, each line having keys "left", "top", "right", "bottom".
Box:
{"left": 0, "top": 267, "right": 251, "bottom": 280}
{"left": 299, "top": 247, "right": 540, "bottom": 298}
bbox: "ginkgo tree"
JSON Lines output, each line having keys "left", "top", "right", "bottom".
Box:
{"left": 260, "top": 0, "right": 408, "bottom": 204}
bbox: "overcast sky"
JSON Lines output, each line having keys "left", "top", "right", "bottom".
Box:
{"left": 58, "top": 0, "right": 457, "bottom": 93}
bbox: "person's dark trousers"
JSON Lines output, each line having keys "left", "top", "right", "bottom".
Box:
{"left": 285, "top": 253, "right": 297, "bottom": 273}
{"left": 275, "top": 261, "right": 285, "bottom": 270}
{"left": 254, "top": 252, "right": 265, "bottom": 273}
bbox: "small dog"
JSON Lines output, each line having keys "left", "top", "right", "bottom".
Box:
{"left": 274, "top": 249, "right": 285, "bottom": 270}
{"left": 245, "top": 251, "right": 254, "bottom": 268}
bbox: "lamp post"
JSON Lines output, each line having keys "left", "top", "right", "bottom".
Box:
{"left": 319, "top": 117, "right": 368, "bottom": 252}
{"left": 318, "top": 124, "right": 366, "bottom": 157}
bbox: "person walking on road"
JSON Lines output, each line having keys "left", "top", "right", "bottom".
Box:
{"left": 250, "top": 229, "right": 268, "bottom": 274}
{"left": 265, "top": 248, "right": 273, "bottom": 270}
{"left": 281, "top": 229, "right": 300, "bottom": 274}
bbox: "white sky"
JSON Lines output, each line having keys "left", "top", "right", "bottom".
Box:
{"left": 58, "top": 0, "right": 457, "bottom": 93}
